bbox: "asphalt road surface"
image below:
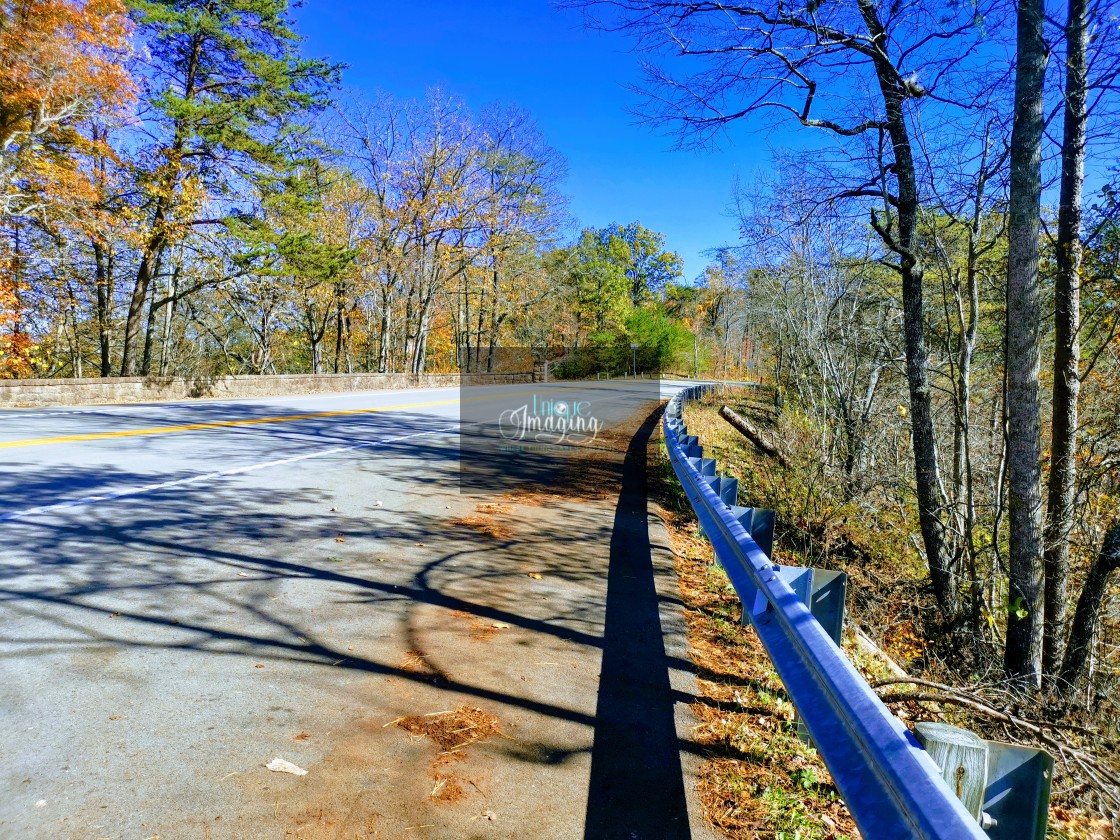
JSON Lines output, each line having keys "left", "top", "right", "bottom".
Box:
{"left": 0, "top": 380, "right": 708, "bottom": 840}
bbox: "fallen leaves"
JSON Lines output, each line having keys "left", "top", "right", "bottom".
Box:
{"left": 449, "top": 515, "right": 512, "bottom": 540}
{"left": 429, "top": 771, "right": 466, "bottom": 803}
{"left": 393, "top": 708, "right": 502, "bottom": 810}
{"left": 475, "top": 502, "right": 511, "bottom": 515}
{"left": 450, "top": 608, "right": 512, "bottom": 641}
{"left": 396, "top": 706, "right": 502, "bottom": 753}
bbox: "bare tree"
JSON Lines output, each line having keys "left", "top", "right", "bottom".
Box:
{"left": 1002, "top": 0, "right": 1047, "bottom": 687}
{"left": 1058, "top": 521, "right": 1120, "bottom": 690}
{"left": 569, "top": 0, "right": 1010, "bottom": 623}
{"left": 1044, "top": 0, "right": 1091, "bottom": 682}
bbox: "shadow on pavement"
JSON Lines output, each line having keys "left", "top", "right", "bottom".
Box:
{"left": 584, "top": 408, "right": 692, "bottom": 840}
{"left": 0, "top": 390, "right": 703, "bottom": 837}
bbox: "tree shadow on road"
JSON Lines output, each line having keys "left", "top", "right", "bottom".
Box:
{"left": 0, "top": 397, "right": 702, "bottom": 836}
{"left": 584, "top": 409, "right": 692, "bottom": 840}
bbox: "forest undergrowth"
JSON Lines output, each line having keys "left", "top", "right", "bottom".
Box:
{"left": 663, "top": 388, "right": 1118, "bottom": 839}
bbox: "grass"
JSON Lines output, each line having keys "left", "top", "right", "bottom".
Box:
{"left": 651, "top": 429, "right": 858, "bottom": 839}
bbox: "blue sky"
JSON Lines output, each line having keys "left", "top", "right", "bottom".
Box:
{"left": 292, "top": 0, "right": 778, "bottom": 281}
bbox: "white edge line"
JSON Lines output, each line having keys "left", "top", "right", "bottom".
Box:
{"left": 1, "top": 426, "right": 458, "bottom": 524}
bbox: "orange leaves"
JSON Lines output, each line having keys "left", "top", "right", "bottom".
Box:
{"left": 0, "top": 0, "right": 134, "bottom": 128}
{"left": 0, "top": 268, "right": 33, "bottom": 379}
{"left": 0, "top": 0, "right": 136, "bottom": 218}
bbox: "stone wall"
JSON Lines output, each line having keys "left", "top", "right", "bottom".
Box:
{"left": 0, "top": 372, "right": 533, "bottom": 408}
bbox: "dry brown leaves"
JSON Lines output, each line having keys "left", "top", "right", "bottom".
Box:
{"left": 655, "top": 433, "right": 858, "bottom": 840}
{"left": 398, "top": 648, "right": 439, "bottom": 678}
{"left": 429, "top": 771, "right": 467, "bottom": 804}
{"left": 450, "top": 609, "right": 510, "bottom": 642}
{"left": 449, "top": 515, "right": 512, "bottom": 541}
{"left": 449, "top": 501, "right": 516, "bottom": 540}
{"left": 1051, "top": 807, "right": 1115, "bottom": 839}
{"left": 497, "top": 486, "right": 561, "bottom": 507}
{"left": 396, "top": 706, "right": 502, "bottom": 754}
{"left": 696, "top": 758, "right": 768, "bottom": 836}
{"left": 392, "top": 707, "right": 503, "bottom": 808}
{"left": 475, "top": 502, "right": 512, "bottom": 515}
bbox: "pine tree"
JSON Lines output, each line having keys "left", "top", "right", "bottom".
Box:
{"left": 118, "top": 0, "right": 339, "bottom": 375}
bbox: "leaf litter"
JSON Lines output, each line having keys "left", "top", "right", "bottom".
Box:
{"left": 395, "top": 706, "right": 502, "bottom": 753}
{"left": 392, "top": 706, "right": 503, "bottom": 809}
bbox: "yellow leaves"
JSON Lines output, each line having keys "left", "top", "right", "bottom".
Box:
{"left": 0, "top": 265, "right": 33, "bottom": 379}
{"left": 0, "top": 0, "right": 135, "bottom": 115}
{"left": 0, "top": 0, "right": 136, "bottom": 222}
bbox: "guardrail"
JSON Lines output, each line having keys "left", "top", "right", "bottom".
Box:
{"left": 664, "top": 384, "right": 989, "bottom": 839}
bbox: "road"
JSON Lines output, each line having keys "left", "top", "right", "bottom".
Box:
{"left": 0, "top": 380, "right": 709, "bottom": 839}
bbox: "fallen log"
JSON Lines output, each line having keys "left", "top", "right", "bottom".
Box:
{"left": 718, "top": 405, "right": 790, "bottom": 468}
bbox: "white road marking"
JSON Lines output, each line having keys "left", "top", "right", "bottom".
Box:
{"left": 0, "top": 426, "right": 457, "bottom": 523}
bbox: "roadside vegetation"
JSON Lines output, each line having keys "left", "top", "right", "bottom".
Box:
{"left": 564, "top": 0, "right": 1120, "bottom": 830}
{"left": 652, "top": 432, "right": 859, "bottom": 839}
{"left": 0, "top": 1, "right": 749, "bottom": 381}
{"left": 671, "top": 389, "right": 1116, "bottom": 837}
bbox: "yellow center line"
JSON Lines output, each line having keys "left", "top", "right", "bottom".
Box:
{"left": 0, "top": 385, "right": 596, "bottom": 450}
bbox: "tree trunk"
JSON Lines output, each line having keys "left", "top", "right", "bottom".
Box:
{"left": 719, "top": 405, "right": 790, "bottom": 467}
{"left": 120, "top": 31, "right": 202, "bottom": 377}
{"left": 1003, "top": 0, "right": 1047, "bottom": 688}
{"left": 487, "top": 257, "right": 501, "bottom": 373}
{"left": 93, "top": 240, "right": 114, "bottom": 377}
{"left": 1057, "top": 522, "right": 1120, "bottom": 693}
{"left": 1043, "top": 0, "right": 1088, "bottom": 680}
{"left": 120, "top": 233, "right": 162, "bottom": 376}
{"left": 960, "top": 235, "right": 981, "bottom": 627}
{"left": 857, "top": 0, "right": 958, "bottom": 620}
{"left": 159, "top": 265, "right": 179, "bottom": 377}
{"left": 333, "top": 293, "right": 344, "bottom": 374}
{"left": 140, "top": 252, "right": 165, "bottom": 377}
{"left": 378, "top": 292, "right": 391, "bottom": 373}
{"left": 456, "top": 278, "right": 467, "bottom": 372}
{"left": 412, "top": 302, "right": 432, "bottom": 374}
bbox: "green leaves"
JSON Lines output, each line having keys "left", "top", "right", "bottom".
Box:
{"left": 625, "top": 306, "right": 692, "bottom": 370}
{"left": 129, "top": 0, "right": 340, "bottom": 181}
{"left": 595, "top": 222, "right": 684, "bottom": 305}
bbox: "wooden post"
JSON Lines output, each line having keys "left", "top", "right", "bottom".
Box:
{"left": 914, "top": 722, "right": 989, "bottom": 819}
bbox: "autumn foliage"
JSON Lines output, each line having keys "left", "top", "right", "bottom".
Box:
{"left": 0, "top": 0, "right": 134, "bottom": 218}
{"left": 0, "top": 267, "right": 31, "bottom": 378}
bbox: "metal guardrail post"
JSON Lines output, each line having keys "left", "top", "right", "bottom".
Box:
{"left": 982, "top": 740, "right": 1053, "bottom": 839}
{"left": 729, "top": 506, "right": 775, "bottom": 558}
{"left": 767, "top": 565, "right": 848, "bottom": 647}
